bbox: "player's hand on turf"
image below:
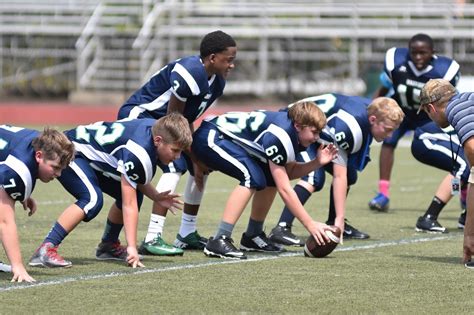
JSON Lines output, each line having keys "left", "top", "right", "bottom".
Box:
{"left": 126, "top": 246, "right": 145, "bottom": 268}
{"left": 463, "top": 234, "right": 474, "bottom": 263}
{"left": 155, "top": 190, "right": 183, "bottom": 215}
{"left": 11, "top": 265, "right": 35, "bottom": 283}
{"left": 308, "top": 221, "right": 332, "bottom": 246}
{"left": 22, "top": 197, "right": 37, "bottom": 216}
{"left": 316, "top": 143, "right": 338, "bottom": 166}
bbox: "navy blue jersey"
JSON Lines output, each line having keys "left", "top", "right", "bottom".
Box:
{"left": 208, "top": 110, "right": 300, "bottom": 166}
{"left": 0, "top": 125, "right": 39, "bottom": 201}
{"left": 383, "top": 47, "right": 460, "bottom": 114}
{"left": 291, "top": 94, "right": 372, "bottom": 171}
{"left": 119, "top": 55, "right": 226, "bottom": 123}
{"left": 64, "top": 119, "right": 158, "bottom": 189}
{"left": 414, "top": 121, "right": 458, "bottom": 141}
{"left": 412, "top": 121, "right": 467, "bottom": 181}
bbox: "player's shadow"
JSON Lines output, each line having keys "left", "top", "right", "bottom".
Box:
{"left": 397, "top": 254, "right": 461, "bottom": 265}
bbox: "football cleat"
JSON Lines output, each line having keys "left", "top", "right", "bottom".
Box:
{"left": 269, "top": 223, "right": 304, "bottom": 247}
{"left": 174, "top": 231, "right": 208, "bottom": 250}
{"left": 368, "top": 192, "right": 390, "bottom": 212}
{"left": 95, "top": 240, "right": 141, "bottom": 261}
{"left": 204, "top": 235, "right": 246, "bottom": 259}
{"left": 139, "top": 234, "right": 183, "bottom": 256}
{"left": 327, "top": 220, "right": 370, "bottom": 239}
{"left": 458, "top": 210, "right": 466, "bottom": 229}
{"left": 240, "top": 232, "right": 285, "bottom": 252}
{"left": 415, "top": 215, "right": 447, "bottom": 233}
{"left": 29, "top": 242, "right": 72, "bottom": 268}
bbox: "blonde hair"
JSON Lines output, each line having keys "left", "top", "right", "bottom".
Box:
{"left": 31, "top": 127, "right": 75, "bottom": 169}
{"left": 152, "top": 112, "right": 193, "bottom": 149}
{"left": 367, "top": 97, "right": 405, "bottom": 124}
{"left": 287, "top": 101, "right": 326, "bottom": 132}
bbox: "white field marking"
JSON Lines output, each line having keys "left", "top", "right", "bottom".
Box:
{"left": 0, "top": 233, "right": 461, "bottom": 292}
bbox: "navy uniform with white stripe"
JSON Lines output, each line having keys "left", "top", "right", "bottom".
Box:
{"left": 0, "top": 125, "right": 74, "bottom": 282}
{"left": 115, "top": 31, "right": 237, "bottom": 255}
{"left": 193, "top": 110, "right": 301, "bottom": 189}
{"left": 58, "top": 119, "right": 159, "bottom": 221}
{"left": 411, "top": 121, "right": 468, "bottom": 233}
{"left": 369, "top": 33, "right": 461, "bottom": 212}
{"left": 119, "top": 56, "right": 225, "bottom": 123}
{"left": 29, "top": 114, "right": 191, "bottom": 268}
{"left": 0, "top": 126, "right": 40, "bottom": 203}
{"left": 271, "top": 94, "right": 375, "bottom": 243}
{"left": 192, "top": 102, "right": 338, "bottom": 259}
{"left": 118, "top": 56, "right": 225, "bottom": 175}
{"left": 412, "top": 122, "right": 468, "bottom": 181}
{"left": 381, "top": 46, "right": 460, "bottom": 144}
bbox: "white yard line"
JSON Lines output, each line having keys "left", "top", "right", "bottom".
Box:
{"left": 0, "top": 233, "right": 461, "bottom": 292}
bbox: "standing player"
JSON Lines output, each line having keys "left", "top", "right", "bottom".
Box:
{"left": 29, "top": 113, "right": 191, "bottom": 268}
{"left": 192, "top": 101, "right": 338, "bottom": 259}
{"left": 411, "top": 121, "right": 468, "bottom": 233}
{"left": 368, "top": 33, "right": 460, "bottom": 212}
{"left": 417, "top": 78, "right": 474, "bottom": 266}
{"left": 118, "top": 30, "right": 237, "bottom": 256}
{"left": 0, "top": 125, "right": 74, "bottom": 281}
{"left": 268, "top": 94, "right": 404, "bottom": 246}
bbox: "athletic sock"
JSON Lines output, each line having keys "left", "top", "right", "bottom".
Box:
{"left": 145, "top": 214, "right": 165, "bottom": 242}
{"left": 178, "top": 213, "right": 197, "bottom": 238}
{"left": 424, "top": 196, "right": 446, "bottom": 219}
{"left": 378, "top": 180, "right": 390, "bottom": 197}
{"left": 44, "top": 221, "right": 68, "bottom": 246}
{"left": 245, "top": 218, "right": 264, "bottom": 237}
{"left": 101, "top": 219, "right": 123, "bottom": 243}
{"left": 215, "top": 221, "right": 234, "bottom": 239}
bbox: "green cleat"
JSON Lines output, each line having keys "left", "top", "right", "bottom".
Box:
{"left": 138, "top": 234, "right": 184, "bottom": 256}
{"left": 174, "top": 231, "right": 208, "bottom": 250}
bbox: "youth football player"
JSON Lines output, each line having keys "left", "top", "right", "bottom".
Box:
{"left": 117, "top": 30, "right": 237, "bottom": 256}
{"left": 29, "top": 113, "right": 191, "bottom": 268}
{"left": 411, "top": 122, "right": 468, "bottom": 232}
{"left": 269, "top": 94, "right": 404, "bottom": 245}
{"left": 0, "top": 126, "right": 74, "bottom": 281}
{"left": 417, "top": 78, "right": 474, "bottom": 266}
{"left": 192, "top": 101, "right": 338, "bottom": 259}
{"left": 369, "top": 33, "right": 460, "bottom": 212}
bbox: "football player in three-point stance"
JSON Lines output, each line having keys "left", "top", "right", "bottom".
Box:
{"left": 192, "top": 101, "right": 338, "bottom": 259}
{"left": 29, "top": 113, "right": 191, "bottom": 268}
{"left": 269, "top": 94, "right": 404, "bottom": 246}
{"left": 0, "top": 126, "right": 74, "bottom": 281}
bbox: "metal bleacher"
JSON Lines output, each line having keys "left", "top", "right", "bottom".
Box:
{"left": 0, "top": 0, "right": 474, "bottom": 100}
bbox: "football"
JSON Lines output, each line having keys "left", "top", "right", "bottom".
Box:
{"left": 304, "top": 226, "right": 342, "bottom": 258}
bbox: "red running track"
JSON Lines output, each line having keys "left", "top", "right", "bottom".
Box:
{"left": 0, "top": 101, "right": 280, "bottom": 126}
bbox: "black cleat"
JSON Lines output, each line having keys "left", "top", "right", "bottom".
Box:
{"left": 269, "top": 223, "right": 304, "bottom": 247}
{"left": 327, "top": 220, "right": 370, "bottom": 239}
{"left": 240, "top": 232, "right": 285, "bottom": 252}
{"left": 415, "top": 215, "right": 447, "bottom": 233}
{"left": 204, "top": 235, "right": 246, "bottom": 259}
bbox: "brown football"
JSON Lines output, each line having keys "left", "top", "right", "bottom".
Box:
{"left": 304, "top": 226, "right": 342, "bottom": 258}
